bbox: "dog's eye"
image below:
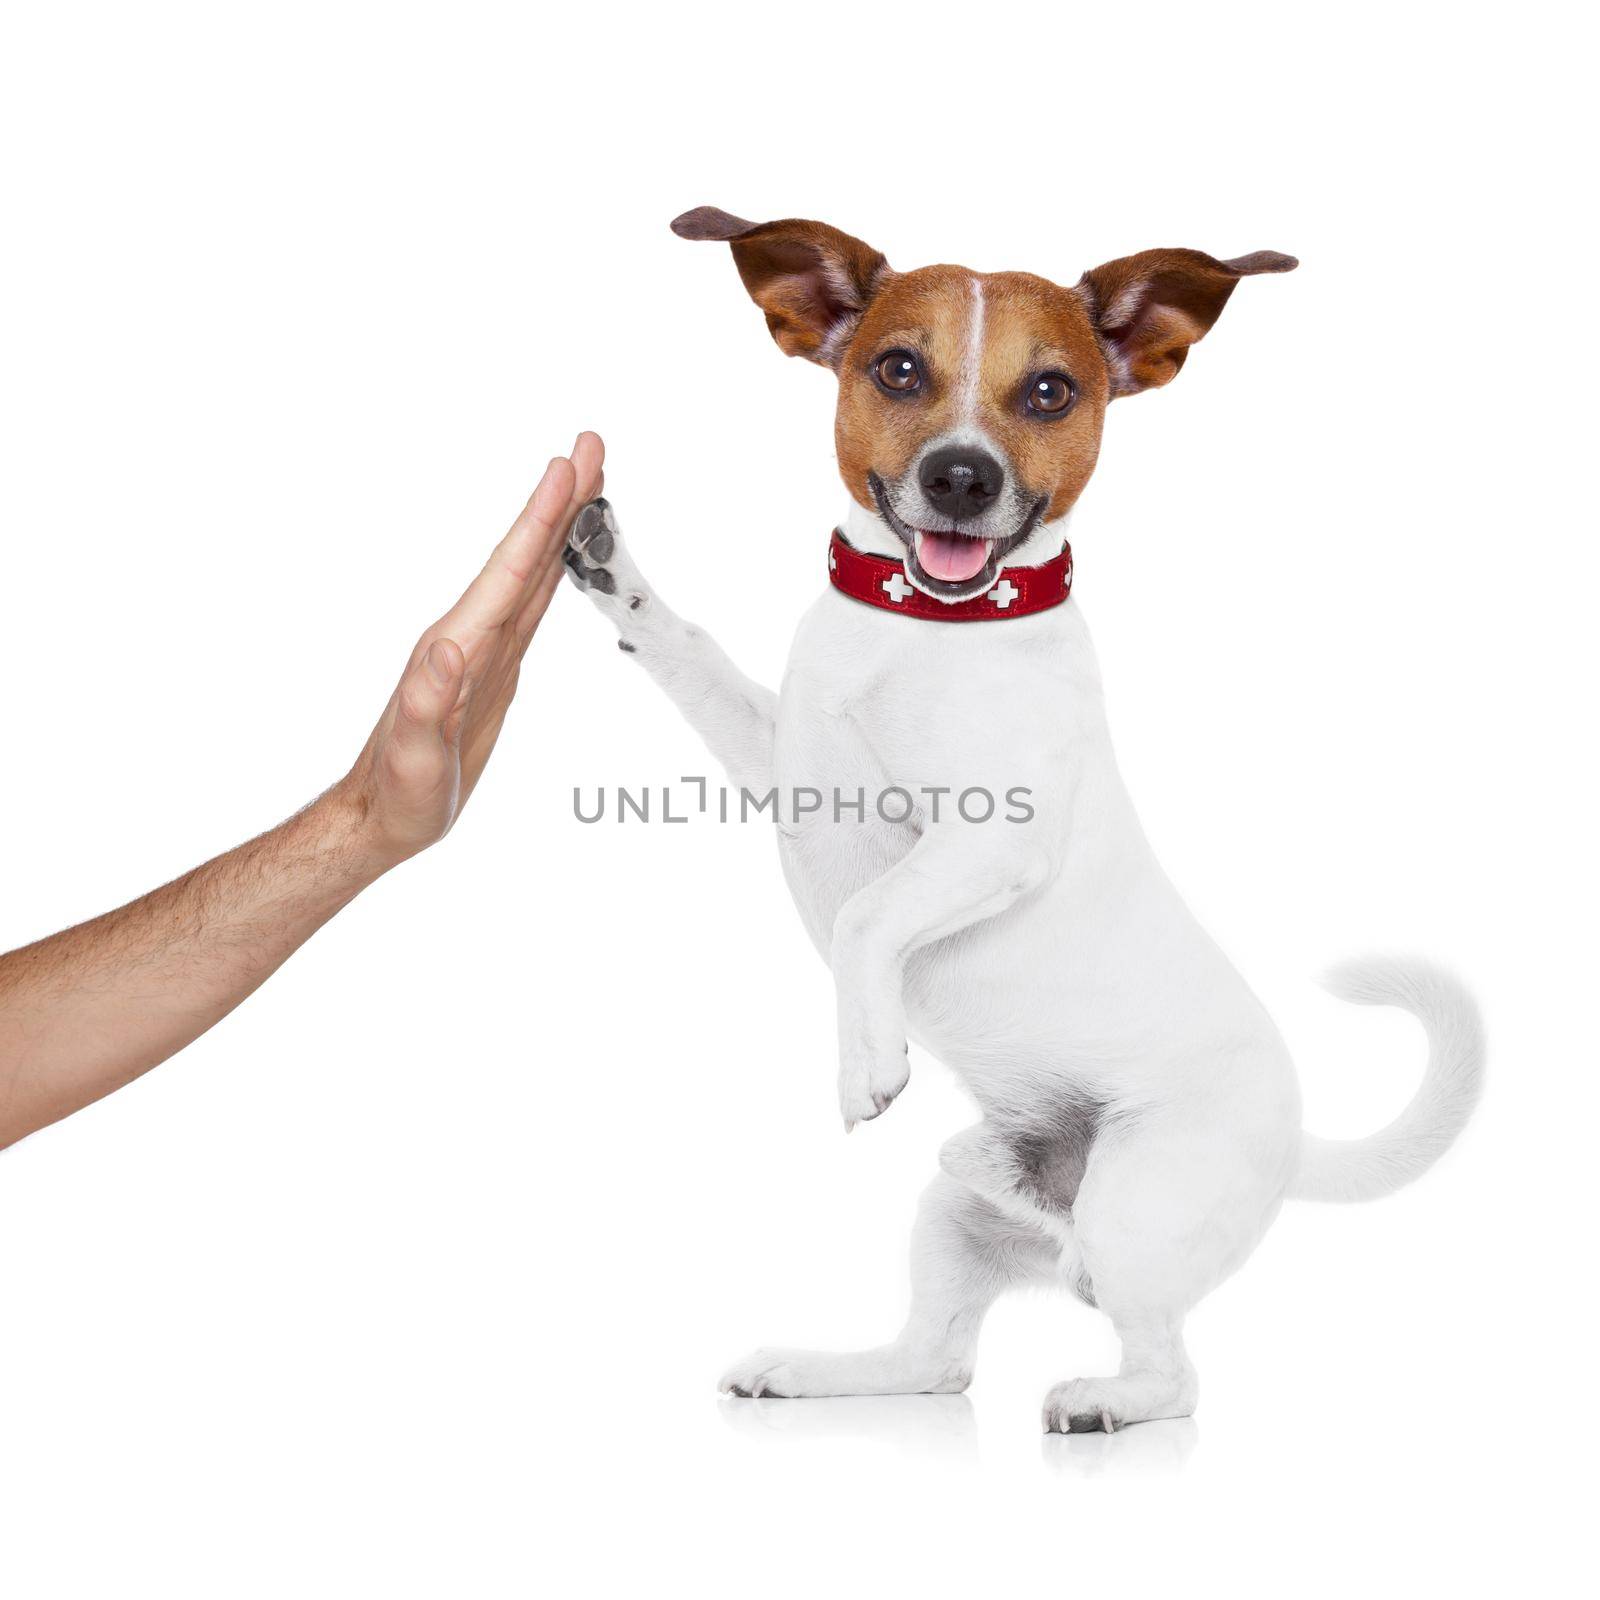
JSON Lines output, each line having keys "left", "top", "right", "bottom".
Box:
{"left": 874, "top": 350, "right": 922, "bottom": 394}
{"left": 1026, "top": 372, "right": 1075, "bottom": 416}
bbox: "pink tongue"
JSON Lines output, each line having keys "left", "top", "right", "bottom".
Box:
{"left": 917, "top": 531, "right": 990, "bottom": 582}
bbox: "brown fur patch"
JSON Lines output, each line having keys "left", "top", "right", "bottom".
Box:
{"left": 672, "top": 209, "right": 890, "bottom": 364}
{"left": 1078, "top": 246, "right": 1296, "bottom": 395}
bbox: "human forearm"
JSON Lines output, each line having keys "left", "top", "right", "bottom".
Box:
{"left": 0, "top": 791, "right": 382, "bottom": 1149}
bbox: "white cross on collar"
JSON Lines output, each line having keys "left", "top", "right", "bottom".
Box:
{"left": 989, "top": 578, "right": 1019, "bottom": 608}
{"left": 882, "top": 571, "right": 914, "bottom": 603}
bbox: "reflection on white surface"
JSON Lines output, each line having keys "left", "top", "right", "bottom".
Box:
{"left": 718, "top": 1395, "right": 1199, "bottom": 1475}
{"left": 1041, "top": 1417, "right": 1199, "bottom": 1477}
{"left": 717, "top": 1394, "right": 979, "bottom": 1462}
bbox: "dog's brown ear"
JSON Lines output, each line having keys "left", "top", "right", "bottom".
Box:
{"left": 671, "top": 206, "right": 890, "bottom": 368}
{"left": 1078, "top": 248, "right": 1297, "bottom": 397}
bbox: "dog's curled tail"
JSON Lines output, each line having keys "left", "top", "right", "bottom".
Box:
{"left": 1288, "top": 956, "right": 1484, "bottom": 1203}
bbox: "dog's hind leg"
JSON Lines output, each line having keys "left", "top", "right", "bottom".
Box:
{"left": 566, "top": 497, "right": 776, "bottom": 792}
{"left": 719, "top": 1173, "right": 1052, "bottom": 1399}
{"left": 937, "top": 1121, "right": 1096, "bottom": 1304}
{"left": 1039, "top": 1093, "right": 1292, "bottom": 1433}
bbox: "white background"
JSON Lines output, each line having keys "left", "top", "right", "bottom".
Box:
{"left": 1, "top": 3, "right": 1593, "bottom": 1595}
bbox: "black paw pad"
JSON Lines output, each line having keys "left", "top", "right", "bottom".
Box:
{"left": 571, "top": 497, "right": 615, "bottom": 556}
{"left": 565, "top": 497, "right": 620, "bottom": 593}
{"left": 564, "top": 546, "right": 617, "bottom": 594}
{"left": 1067, "top": 1411, "right": 1111, "bottom": 1433}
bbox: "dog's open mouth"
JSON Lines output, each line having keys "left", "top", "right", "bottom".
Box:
{"left": 868, "top": 472, "right": 1046, "bottom": 601}
{"left": 914, "top": 529, "right": 992, "bottom": 584}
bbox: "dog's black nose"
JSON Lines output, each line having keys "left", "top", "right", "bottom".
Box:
{"left": 919, "top": 445, "right": 1004, "bottom": 524}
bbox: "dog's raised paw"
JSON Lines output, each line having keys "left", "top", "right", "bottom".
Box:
{"left": 564, "top": 497, "right": 620, "bottom": 594}
{"left": 565, "top": 497, "right": 654, "bottom": 622}
{"left": 838, "top": 1059, "right": 910, "bottom": 1131}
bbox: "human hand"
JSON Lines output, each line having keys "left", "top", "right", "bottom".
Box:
{"left": 333, "top": 432, "right": 605, "bottom": 870}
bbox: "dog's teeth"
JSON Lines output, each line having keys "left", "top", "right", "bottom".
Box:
{"left": 1101, "top": 1410, "right": 1116, "bottom": 1433}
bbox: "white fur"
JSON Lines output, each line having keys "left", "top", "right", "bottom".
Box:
{"left": 568, "top": 497, "right": 1483, "bottom": 1429}
{"left": 957, "top": 277, "right": 985, "bottom": 422}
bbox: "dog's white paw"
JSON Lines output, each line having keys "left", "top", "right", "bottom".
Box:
{"left": 836, "top": 993, "right": 909, "bottom": 1130}
{"left": 718, "top": 1349, "right": 814, "bottom": 1399}
{"left": 564, "top": 497, "right": 653, "bottom": 627}
{"left": 1041, "top": 1373, "right": 1196, "bottom": 1434}
{"left": 1042, "top": 1379, "right": 1123, "bottom": 1435}
{"left": 837, "top": 1041, "right": 909, "bottom": 1131}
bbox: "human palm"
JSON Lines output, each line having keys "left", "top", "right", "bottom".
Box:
{"left": 338, "top": 432, "right": 605, "bottom": 864}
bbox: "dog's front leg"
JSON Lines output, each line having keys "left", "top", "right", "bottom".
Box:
{"left": 831, "top": 828, "right": 1053, "bottom": 1127}
{"left": 566, "top": 498, "right": 776, "bottom": 793}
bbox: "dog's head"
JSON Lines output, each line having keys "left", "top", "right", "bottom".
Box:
{"left": 673, "top": 207, "right": 1295, "bottom": 600}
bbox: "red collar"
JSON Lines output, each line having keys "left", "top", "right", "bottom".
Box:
{"left": 828, "top": 530, "right": 1072, "bottom": 621}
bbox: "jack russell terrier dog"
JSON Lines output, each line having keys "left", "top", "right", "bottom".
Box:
{"left": 564, "top": 208, "right": 1484, "bottom": 1432}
